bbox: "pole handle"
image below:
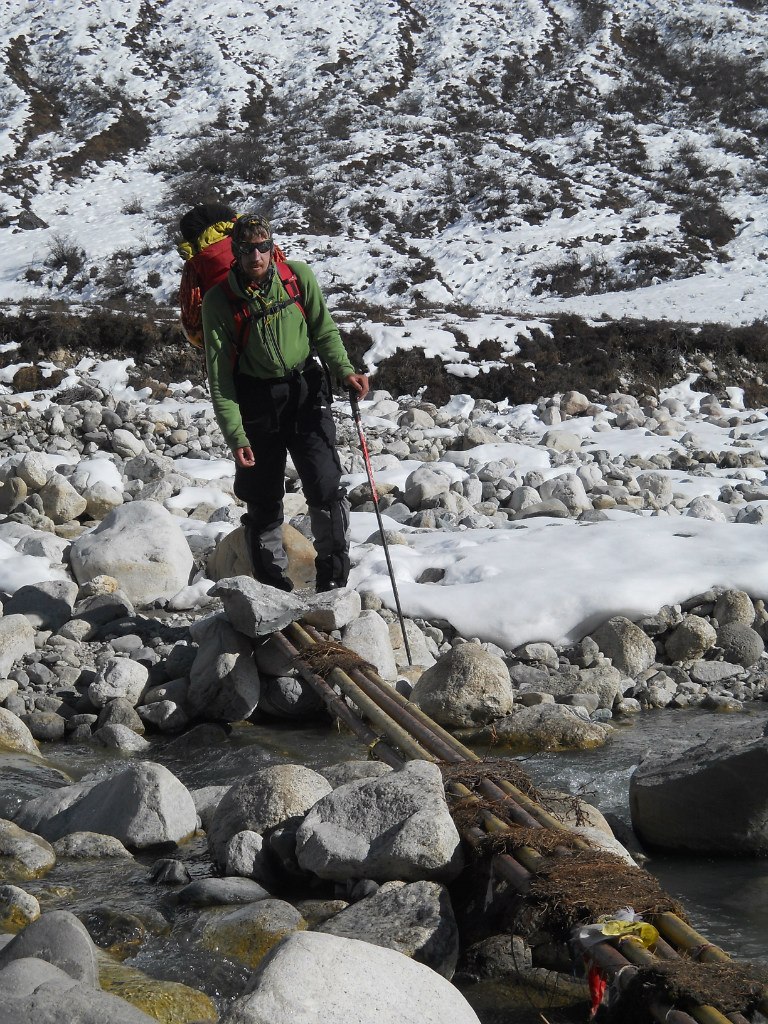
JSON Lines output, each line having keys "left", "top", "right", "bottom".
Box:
{"left": 348, "top": 385, "right": 360, "bottom": 416}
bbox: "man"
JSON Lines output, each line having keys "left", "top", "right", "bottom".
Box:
{"left": 202, "top": 212, "right": 369, "bottom": 592}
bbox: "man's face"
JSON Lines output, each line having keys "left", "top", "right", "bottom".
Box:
{"left": 237, "top": 230, "right": 273, "bottom": 285}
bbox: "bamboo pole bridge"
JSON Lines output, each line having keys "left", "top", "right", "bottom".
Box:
{"left": 273, "top": 621, "right": 768, "bottom": 1024}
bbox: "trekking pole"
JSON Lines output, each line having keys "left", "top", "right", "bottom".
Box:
{"left": 348, "top": 388, "right": 413, "bottom": 667}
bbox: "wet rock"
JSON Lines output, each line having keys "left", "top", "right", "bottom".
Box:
{"left": 410, "top": 642, "right": 513, "bottom": 727}
{"left": 318, "top": 760, "right": 393, "bottom": 789}
{"left": 318, "top": 879, "right": 459, "bottom": 978}
{"left": 224, "top": 830, "right": 276, "bottom": 887}
{"left": 94, "top": 723, "right": 151, "bottom": 752}
{"left": 257, "top": 674, "right": 325, "bottom": 720}
{"left": 99, "top": 959, "right": 217, "bottom": 1023}
{"left": 189, "top": 898, "right": 306, "bottom": 969}
{"left": 630, "top": 735, "right": 768, "bottom": 854}
{"left": 175, "top": 877, "right": 271, "bottom": 908}
{"left": 0, "top": 818, "right": 56, "bottom": 880}
{"left": 0, "top": 883, "right": 40, "bottom": 930}
{"left": 52, "top": 832, "right": 133, "bottom": 859}
{"left": 219, "top": 931, "right": 482, "bottom": 1024}
{"left": 149, "top": 858, "right": 191, "bottom": 885}
{"left": 296, "top": 761, "right": 463, "bottom": 883}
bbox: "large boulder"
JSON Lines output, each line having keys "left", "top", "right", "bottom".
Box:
{"left": 208, "top": 765, "right": 332, "bottom": 866}
{"left": 630, "top": 735, "right": 768, "bottom": 854}
{"left": 70, "top": 502, "right": 193, "bottom": 607}
{"left": 589, "top": 616, "right": 656, "bottom": 677}
{"left": 14, "top": 763, "right": 197, "bottom": 849}
{"left": 317, "top": 880, "right": 459, "bottom": 978}
{"left": 187, "top": 614, "right": 260, "bottom": 722}
{"left": 410, "top": 643, "right": 513, "bottom": 727}
{"left": 296, "top": 761, "right": 463, "bottom": 882}
{"left": 207, "top": 522, "right": 316, "bottom": 588}
{"left": 219, "top": 931, "right": 482, "bottom": 1024}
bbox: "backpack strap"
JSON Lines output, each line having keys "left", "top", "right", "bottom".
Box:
{"left": 219, "top": 260, "right": 310, "bottom": 371}
{"left": 275, "top": 261, "right": 306, "bottom": 321}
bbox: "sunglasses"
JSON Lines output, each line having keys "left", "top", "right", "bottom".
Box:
{"left": 235, "top": 238, "right": 273, "bottom": 255}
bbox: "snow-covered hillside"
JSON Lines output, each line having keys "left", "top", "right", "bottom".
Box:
{"left": 1, "top": 0, "right": 767, "bottom": 328}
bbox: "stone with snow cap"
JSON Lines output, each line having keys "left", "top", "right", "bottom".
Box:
{"left": 210, "top": 576, "right": 307, "bottom": 636}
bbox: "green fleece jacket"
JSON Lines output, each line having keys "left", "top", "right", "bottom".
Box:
{"left": 202, "top": 260, "right": 355, "bottom": 451}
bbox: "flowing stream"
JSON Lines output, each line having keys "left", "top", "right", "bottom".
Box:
{"left": 11, "top": 704, "right": 768, "bottom": 1020}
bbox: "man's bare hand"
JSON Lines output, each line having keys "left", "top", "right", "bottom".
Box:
{"left": 345, "top": 373, "right": 370, "bottom": 401}
{"left": 235, "top": 446, "right": 255, "bottom": 468}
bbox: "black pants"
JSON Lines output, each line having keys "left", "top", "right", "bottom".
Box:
{"left": 233, "top": 364, "right": 350, "bottom": 588}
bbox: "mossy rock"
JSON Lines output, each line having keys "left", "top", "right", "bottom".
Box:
{"left": 191, "top": 898, "right": 306, "bottom": 969}
{"left": 99, "top": 958, "right": 217, "bottom": 1024}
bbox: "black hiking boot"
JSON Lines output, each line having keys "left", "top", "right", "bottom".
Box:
{"left": 316, "top": 577, "right": 346, "bottom": 593}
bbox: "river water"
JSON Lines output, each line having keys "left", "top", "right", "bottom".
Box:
{"left": 13, "top": 704, "right": 768, "bottom": 1020}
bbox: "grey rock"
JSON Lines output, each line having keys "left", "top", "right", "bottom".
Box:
{"left": 410, "top": 643, "right": 513, "bottom": 727}
{"left": 224, "top": 830, "right": 276, "bottom": 886}
{"left": 218, "top": 931, "right": 482, "bottom": 1024}
{"left": 38, "top": 473, "right": 88, "bottom": 524}
{"left": 296, "top": 761, "right": 463, "bottom": 882}
{"left": 713, "top": 589, "right": 756, "bottom": 627}
{"left": 0, "top": 616, "right": 36, "bottom": 678}
{"left": 0, "top": 957, "right": 159, "bottom": 1023}
{"left": 664, "top": 615, "right": 717, "bottom": 663}
{"left": 689, "top": 660, "right": 744, "bottom": 684}
{"left": 318, "top": 761, "right": 393, "bottom": 789}
{"left": 209, "top": 576, "right": 306, "bottom": 636}
{"left": 0, "top": 818, "right": 56, "bottom": 879}
{"left": 318, "top": 880, "right": 459, "bottom": 978}
{"left": 88, "top": 658, "right": 149, "bottom": 709}
{"left": 341, "top": 611, "right": 398, "bottom": 681}
{"left": 15, "top": 762, "right": 197, "bottom": 849}
{"left": 208, "top": 764, "right": 332, "bottom": 865}
{"left": 0, "top": 883, "right": 40, "bottom": 929}
{"left": 630, "top": 736, "right": 768, "bottom": 854}
{"left": 187, "top": 614, "right": 260, "bottom": 722}
{"left": 96, "top": 699, "right": 145, "bottom": 735}
{"left": 176, "top": 877, "right": 271, "bottom": 907}
{"left": 188, "top": 898, "right": 305, "bottom": 970}
{"left": 0, "top": 708, "right": 39, "bottom": 757}
{"left": 258, "top": 674, "right": 324, "bottom": 720}
{"left": 513, "top": 498, "right": 571, "bottom": 520}
{"left": 302, "top": 588, "right": 362, "bottom": 631}
{"left": 0, "top": 909, "right": 98, "bottom": 984}
{"left": 590, "top": 616, "right": 656, "bottom": 677}
{"left": 716, "top": 622, "right": 764, "bottom": 667}
{"left": 4, "top": 581, "right": 78, "bottom": 631}
{"left": 94, "top": 723, "right": 151, "bottom": 752}
{"left": 70, "top": 501, "right": 194, "bottom": 607}
{"left": 459, "top": 704, "right": 609, "bottom": 752}
{"left": 52, "top": 832, "right": 133, "bottom": 859}
{"left": 191, "top": 785, "right": 230, "bottom": 832}
{"left": 22, "top": 712, "right": 66, "bottom": 742}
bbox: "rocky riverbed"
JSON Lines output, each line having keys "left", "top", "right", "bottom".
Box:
{"left": 1, "top": 351, "right": 768, "bottom": 1022}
